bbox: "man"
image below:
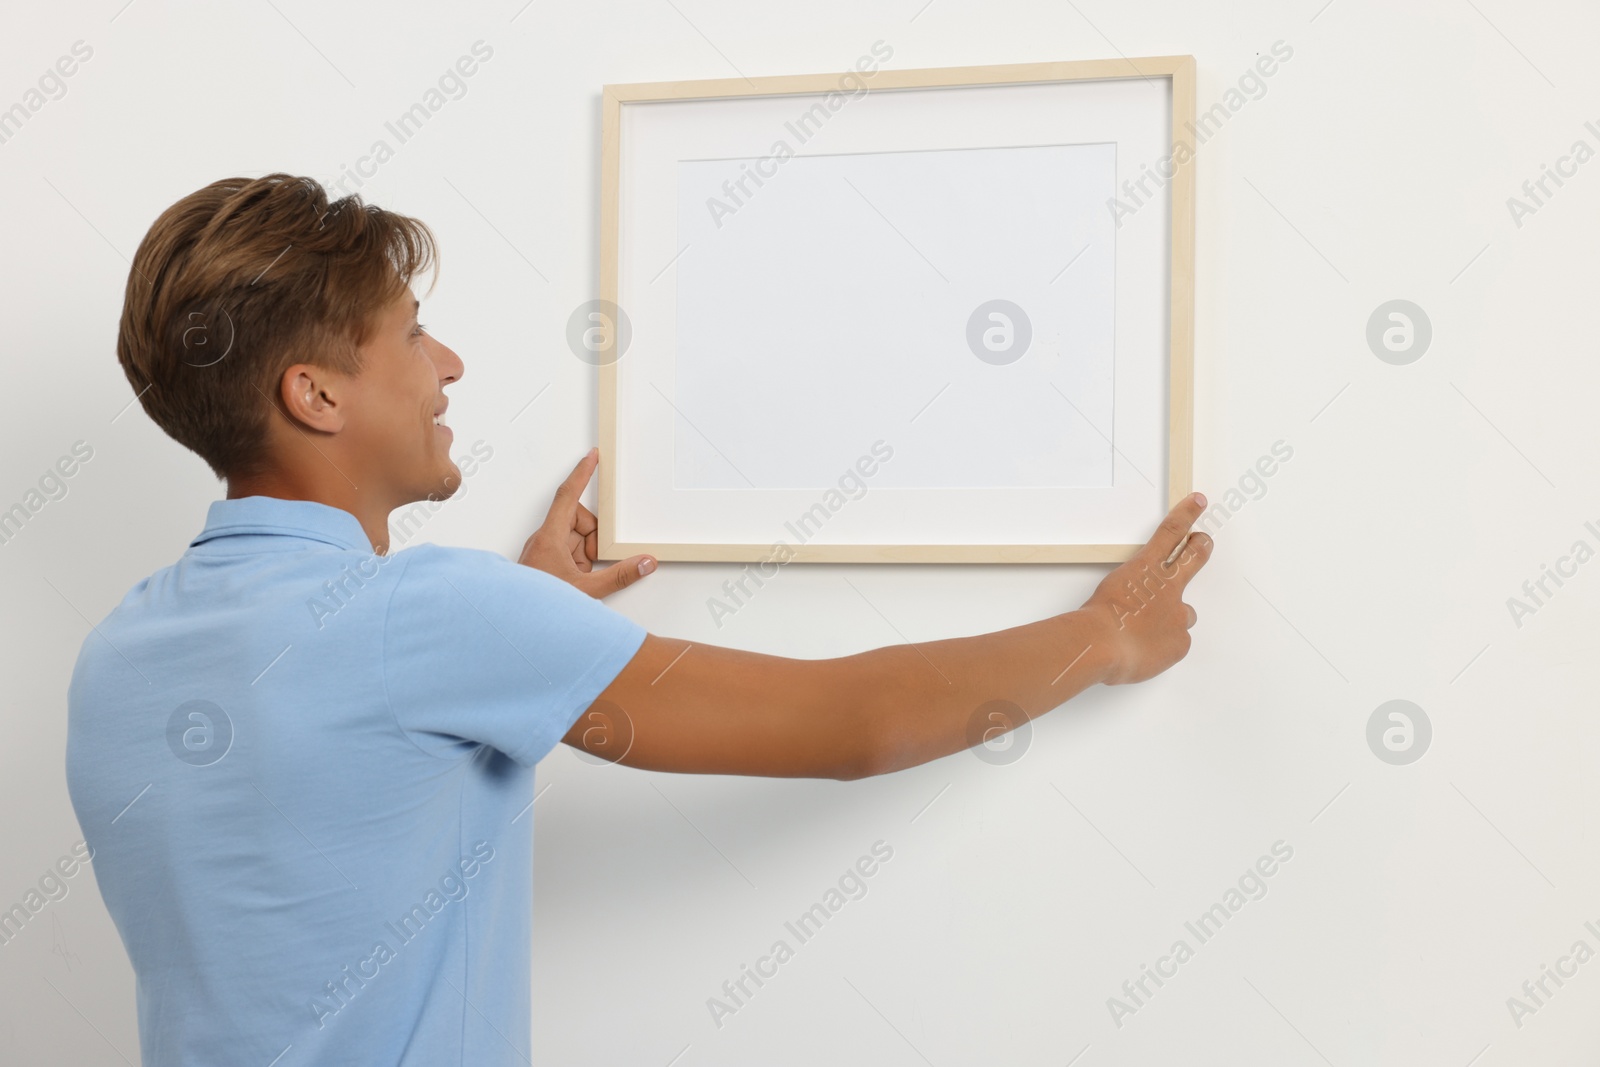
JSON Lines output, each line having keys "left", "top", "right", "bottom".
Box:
{"left": 66, "top": 173, "right": 1211, "bottom": 1065}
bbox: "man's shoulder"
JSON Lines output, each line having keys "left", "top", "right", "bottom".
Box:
{"left": 76, "top": 562, "right": 167, "bottom": 647}
{"left": 386, "top": 542, "right": 571, "bottom": 598}
{"left": 380, "top": 543, "right": 621, "bottom": 650}
{"left": 385, "top": 541, "right": 504, "bottom": 591}
{"left": 66, "top": 559, "right": 177, "bottom": 702}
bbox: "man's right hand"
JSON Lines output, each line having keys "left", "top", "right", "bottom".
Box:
{"left": 1081, "top": 492, "right": 1214, "bottom": 686}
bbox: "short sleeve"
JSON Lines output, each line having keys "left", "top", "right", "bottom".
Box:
{"left": 382, "top": 544, "right": 648, "bottom": 766}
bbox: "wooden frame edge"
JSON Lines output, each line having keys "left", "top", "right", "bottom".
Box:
{"left": 1167, "top": 55, "right": 1197, "bottom": 509}
{"left": 598, "top": 86, "right": 623, "bottom": 559}
{"left": 603, "top": 54, "right": 1193, "bottom": 103}
{"left": 603, "top": 541, "right": 1143, "bottom": 564}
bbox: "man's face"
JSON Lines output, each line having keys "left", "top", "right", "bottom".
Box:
{"left": 341, "top": 288, "right": 465, "bottom": 506}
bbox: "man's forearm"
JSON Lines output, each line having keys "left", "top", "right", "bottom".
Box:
{"left": 841, "top": 607, "right": 1119, "bottom": 778}
{"left": 579, "top": 497, "right": 1208, "bottom": 782}
{"left": 581, "top": 610, "right": 1117, "bottom": 782}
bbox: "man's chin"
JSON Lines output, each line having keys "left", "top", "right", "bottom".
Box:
{"left": 433, "top": 466, "right": 463, "bottom": 501}
{"left": 417, "top": 462, "right": 463, "bottom": 505}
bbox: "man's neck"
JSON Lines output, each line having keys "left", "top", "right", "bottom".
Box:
{"left": 226, "top": 474, "right": 391, "bottom": 554}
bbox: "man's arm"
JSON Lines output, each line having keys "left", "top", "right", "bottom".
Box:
{"left": 562, "top": 494, "right": 1214, "bottom": 781}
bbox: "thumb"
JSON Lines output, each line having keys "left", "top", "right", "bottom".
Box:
{"left": 574, "top": 555, "right": 656, "bottom": 599}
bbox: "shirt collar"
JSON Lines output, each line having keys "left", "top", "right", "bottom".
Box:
{"left": 189, "top": 496, "right": 374, "bottom": 553}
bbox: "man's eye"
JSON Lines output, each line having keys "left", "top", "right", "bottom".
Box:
{"left": 413, "top": 322, "right": 428, "bottom": 336}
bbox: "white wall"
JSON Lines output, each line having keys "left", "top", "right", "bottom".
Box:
{"left": 5, "top": 0, "right": 1599, "bottom": 1063}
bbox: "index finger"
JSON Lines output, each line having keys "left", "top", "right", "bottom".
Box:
{"left": 1143, "top": 492, "right": 1207, "bottom": 563}
{"left": 545, "top": 447, "right": 600, "bottom": 527}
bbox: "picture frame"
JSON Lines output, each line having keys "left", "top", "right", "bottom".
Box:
{"left": 597, "top": 55, "right": 1195, "bottom": 563}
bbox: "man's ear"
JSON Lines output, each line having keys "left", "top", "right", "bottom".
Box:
{"left": 278, "top": 363, "right": 346, "bottom": 434}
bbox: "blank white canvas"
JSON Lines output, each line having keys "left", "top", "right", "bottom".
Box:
{"left": 672, "top": 143, "right": 1118, "bottom": 490}
{"left": 614, "top": 75, "right": 1172, "bottom": 546}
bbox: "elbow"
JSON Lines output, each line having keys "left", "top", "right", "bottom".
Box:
{"left": 833, "top": 753, "right": 877, "bottom": 782}
{"left": 816, "top": 653, "right": 908, "bottom": 781}
{"left": 832, "top": 720, "right": 891, "bottom": 781}
{"left": 823, "top": 657, "right": 905, "bottom": 781}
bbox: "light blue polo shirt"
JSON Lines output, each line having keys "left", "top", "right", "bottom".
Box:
{"left": 65, "top": 495, "right": 648, "bottom": 1066}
